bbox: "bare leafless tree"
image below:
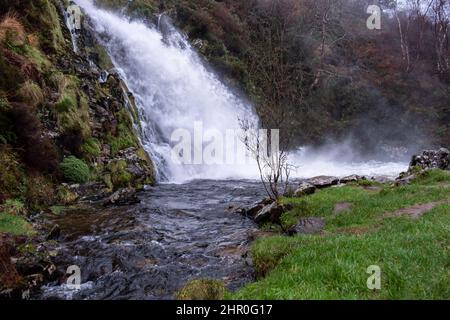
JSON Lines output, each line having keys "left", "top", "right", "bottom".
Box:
{"left": 239, "top": 119, "right": 293, "bottom": 200}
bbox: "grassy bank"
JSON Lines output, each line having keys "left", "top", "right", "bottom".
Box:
{"left": 231, "top": 170, "right": 450, "bottom": 299}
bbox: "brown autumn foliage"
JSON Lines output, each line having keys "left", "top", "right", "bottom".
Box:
{"left": 0, "top": 12, "right": 26, "bottom": 45}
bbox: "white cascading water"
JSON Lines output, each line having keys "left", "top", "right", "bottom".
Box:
{"left": 74, "top": 0, "right": 408, "bottom": 182}
{"left": 75, "top": 0, "right": 262, "bottom": 182}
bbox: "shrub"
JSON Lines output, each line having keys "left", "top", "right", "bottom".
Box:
{"left": 11, "top": 103, "right": 59, "bottom": 173}
{"left": 58, "top": 126, "right": 84, "bottom": 157}
{"left": 59, "top": 156, "right": 90, "bottom": 184}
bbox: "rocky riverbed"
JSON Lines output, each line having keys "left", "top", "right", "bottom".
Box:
{"left": 35, "top": 180, "right": 266, "bottom": 300}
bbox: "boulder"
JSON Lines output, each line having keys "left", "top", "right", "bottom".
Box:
{"left": 254, "top": 202, "right": 293, "bottom": 225}
{"left": 245, "top": 203, "right": 265, "bottom": 218}
{"left": 294, "top": 182, "right": 316, "bottom": 197}
{"left": 395, "top": 174, "right": 416, "bottom": 186}
{"left": 340, "top": 175, "right": 363, "bottom": 184}
{"left": 409, "top": 148, "right": 450, "bottom": 171}
{"left": 103, "top": 188, "right": 139, "bottom": 206}
{"left": 371, "top": 175, "right": 394, "bottom": 184}
{"left": 306, "top": 176, "right": 339, "bottom": 189}
{"left": 287, "top": 218, "right": 325, "bottom": 235}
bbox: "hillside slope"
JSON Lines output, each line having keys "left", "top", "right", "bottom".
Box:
{"left": 0, "top": 0, "right": 155, "bottom": 224}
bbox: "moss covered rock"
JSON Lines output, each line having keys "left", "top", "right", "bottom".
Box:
{"left": 176, "top": 279, "right": 226, "bottom": 300}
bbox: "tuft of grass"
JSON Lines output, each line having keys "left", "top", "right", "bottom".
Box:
{"left": 81, "top": 138, "right": 102, "bottom": 158}
{"left": 232, "top": 169, "right": 450, "bottom": 300}
{"left": 17, "top": 80, "right": 44, "bottom": 108}
{"left": 55, "top": 95, "right": 76, "bottom": 113}
{"left": 0, "top": 199, "right": 26, "bottom": 216}
{"left": 0, "top": 13, "right": 26, "bottom": 46}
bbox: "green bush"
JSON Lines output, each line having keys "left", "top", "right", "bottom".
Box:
{"left": 81, "top": 138, "right": 101, "bottom": 158}
{"left": 59, "top": 156, "right": 90, "bottom": 184}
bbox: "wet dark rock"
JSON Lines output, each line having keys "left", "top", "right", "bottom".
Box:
{"left": 340, "top": 175, "right": 364, "bottom": 184}
{"left": 287, "top": 218, "right": 325, "bottom": 235}
{"left": 254, "top": 202, "right": 293, "bottom": 225}
{"left": 371, "top": 175, "right": 394, "bottom": 184}
{"left": 103, "top": 188, "right": 139, "bottom": 206}
{"left": 395, "top": 174, "right": 416, "bottom": 186}
{"left": 294, "top": 182, "right": 316, "bottom": 197}
{"left": 46, "top": 225, "right": 61, "bottom": 241}
{"left": 409, "top": 148, "right": 450, "bottom": 171}
{"left": 306, "top": 176, "right": 339, "bottom": 189}
{"left": 245, "top": 203, "right": 265, "bottom": 218}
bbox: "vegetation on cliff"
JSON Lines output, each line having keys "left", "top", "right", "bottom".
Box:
{"left": 0, "top": 0, "right": 155, "bottom": 219}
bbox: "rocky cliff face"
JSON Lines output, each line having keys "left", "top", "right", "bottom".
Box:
{"left": 0, "top": 0, "right": 155, "bottom": 214}
{"left": 0, "top": 0, "right": 156, "bottom": 298}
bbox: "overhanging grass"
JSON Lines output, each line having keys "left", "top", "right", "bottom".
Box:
{"left": 232, "top": 170, "right": 450, "bottom": 300}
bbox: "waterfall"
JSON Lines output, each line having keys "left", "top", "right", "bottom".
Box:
{"left": 73, "top": 0, "right": 408, "bottom": 182}
{"left": 74, "top": 0, "right": 259, "bottom": 183}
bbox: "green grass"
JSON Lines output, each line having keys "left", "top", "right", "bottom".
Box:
{"left": 0, "top": 213, "right": 34, "bottom": 236}
{"left": 232, "top": 170, "right": 450, "bottom": 300}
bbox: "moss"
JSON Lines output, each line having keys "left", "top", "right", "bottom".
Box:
{"left": 108, "top": 160, "right": 132, "bottom": 189}
{"left": 108, "top": 126, "right": 137, "bottom": 156}
{"left": 59, "top": 156, "right": 91, "bottom": 184}
{"left": 88, "top": 44, "right": 114, "bottom": 70}
{"left": 49, "top": 205, "right": 64, "bottom": 215}
{"left": 176, "top": 279, "right": 226, "bottom": 300}
{"left": 0, "top": 213, "right": 34, "bottom": 235}
{"left": 103, "top": 174, "right": 114, "bottom": 191}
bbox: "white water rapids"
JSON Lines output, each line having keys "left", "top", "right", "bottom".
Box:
{"left": 74, "top": 0, "right": 408, "bottom": 182}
